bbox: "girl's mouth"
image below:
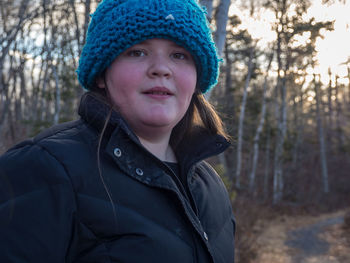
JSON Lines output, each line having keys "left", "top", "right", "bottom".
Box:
{"left": 143, "top": 87, "right": 174, "bottom": 97}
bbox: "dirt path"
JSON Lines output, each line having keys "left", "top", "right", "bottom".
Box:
{"left": 252, "top": 210, "right": 350, "bottom": 263}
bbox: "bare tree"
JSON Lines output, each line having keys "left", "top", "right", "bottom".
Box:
{"left": 334, "top": 75, "right": 345, "bottom": 151}
{"left": 327, "top": 68, "right": 334, "bottom": 143}
{"left": 53, "top": 65, "right": 60, "bottom": 125}
{"left": 204, "top": 0, "right": 232, "bottom": 100}
{"left": 314, "top": 74, "right": 329, "bottom": 194}
{"left": 348, "top": 66, "right": 350, "bottom": 111}
{"left": 213, "top": 0, "right": 232, "bottom": 57}
{"left": 272, "top": 64, "right": 288, "bottom": 204}
{"left": 263, "top": 125, "right": 271, "bottom": 201}
{"left": 200, "top": 0, "right": 214, "bottom": 21}
{"left": 248, "top": 50, "right": 274, "bottom": 192}
{"left": 235, "top": 46, "right": 254, "bottom": 188}
{"left": 291, "top": 77, "right": 306, "bottom": 170}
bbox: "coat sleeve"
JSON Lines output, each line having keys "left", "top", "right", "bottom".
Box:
{"left": 0, "top": 142, "right": 77, "bottom": 263}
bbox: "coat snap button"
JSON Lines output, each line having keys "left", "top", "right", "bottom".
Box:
{"left": 113, "top": 148, "right": 122, "bottom": 157}
{"left": 136, "top": 168, "right": 144, "bottom": 176}
{"left": 203, "top": 232, "right": 209, "bottom": 241}
{"left": 216, "top": 142, "right": 222, "bottom": 148}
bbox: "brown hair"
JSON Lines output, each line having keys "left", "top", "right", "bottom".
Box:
{"left": 170, "top": 90, "right": 229, "bottom": 149}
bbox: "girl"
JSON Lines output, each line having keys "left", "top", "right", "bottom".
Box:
{"left": 0, "top": 0, "right": 235, "bottom": 262}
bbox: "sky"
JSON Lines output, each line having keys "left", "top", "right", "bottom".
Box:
{"left": 230, "top": 0, "right": 350, "bottom": 85}
{"left": 310, "top": 0, "right": 350, "bottom": 83}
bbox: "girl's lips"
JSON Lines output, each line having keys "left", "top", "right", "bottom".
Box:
{"left": 142, "top": 87, "right": 174, "bottom": 97}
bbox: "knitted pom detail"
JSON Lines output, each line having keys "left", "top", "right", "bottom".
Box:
{"left": 165, "top": 14, "right": 175, "bottom": 20}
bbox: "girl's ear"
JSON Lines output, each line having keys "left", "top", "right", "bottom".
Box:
{"left": 96, "top": 75, "right": 106, "bottom": 89}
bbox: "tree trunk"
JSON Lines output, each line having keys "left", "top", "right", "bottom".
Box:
{"left": 314, "top": 74, "right": 329, "bottom": 194}
{"left": 213, "top": 0, "right": 231, "bottom": 57}
{"left": 75, "top": 0, "right": 92, "bottom": 99}
{"left": 272, "top": 23, "right": 283, "bottom": 203}
{"left": 224, "top": 41, "right": 233, "bottom": 98}
{"left": 39, "top": 65, "right": 49, "bottom": 121}
{"left": 348, "top": 66, "right": 350, "bottom": 112}
{"left": 199, "top": 0, "right": 214, "bottom": 21}
{"left": 0, "top": 41, "right": 17, "bottom": 130}
{"left": 217, "top": 41, "right": 234, "bottom": 180}
{"left": 31, "top": 58, "right": 45, "bottom": 121}
{"left": 13, "top": 69, "right": 19, "bottom": 123}
{"left": 18, "top": 54, "right": 28, "bottom": 121}
{"left": 235, "top": 47, "right": 254, "bottom": 188}
{"left": 273, "top": 65, "right": 288, "bottom": 204}
{"left": 205, "top": 0, "right": 231, "bottom": 100}
{"left": 0, "top": 78, "right": 10, "bottom": 130}
{"left": 53, "top": 65, "right": 60, "bottom": 125}
{"left": 264, "top": 125, "right": 271, "bottom": 201}
{"left": 201, "top": 0, "right": 231, "bottom": 176}
{"left": 334, "top": 75, "right": 345, "bottom": 152}
{"left": 248, "top": 51, "right": 274, "bottom": 192}
{"left": 69, "top": 0, "right": 81, "bottom": 53}
{"left": 83, "top": 0, "right": 92, "bottom": 46}
{"left": 327, "top": 69, "right": 334, "bottom": 146}
{"left": 272, "top": 14, "right": 290, "bottom": 202}
{"left": 292, "top": 79, "right": 305, "bottom": 170}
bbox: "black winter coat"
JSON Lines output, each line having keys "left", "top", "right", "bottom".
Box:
{"left": 0, "top": 93, "right": 235, "bottom": 263}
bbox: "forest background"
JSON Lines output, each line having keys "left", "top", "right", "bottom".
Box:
{"left": 1, "top": 0, "right": 350, "bottom": 262}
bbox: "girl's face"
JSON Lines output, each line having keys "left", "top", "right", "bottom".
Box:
{"left": 98, "top": 38, "right": 197, "bottom": 139}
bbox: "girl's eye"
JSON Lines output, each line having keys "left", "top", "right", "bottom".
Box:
{"left": 171, "top": 52, "right": 187, "bottom": 60}
{"left": 127, "top": 50, "right": 146, "bottom": 57}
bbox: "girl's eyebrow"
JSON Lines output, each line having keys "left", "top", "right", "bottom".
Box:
{"left": 136, "top": 40, "right": 152, "bottom": 46}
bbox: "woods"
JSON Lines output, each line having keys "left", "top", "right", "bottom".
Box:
{"left": 1, "top": 0, "right": 350, "bottom": 262}
{"left": 0, "top": 0, "right": 94, "bottom": 146}
{"left": 210, "top": 0, "right": 349, "bottom": 206}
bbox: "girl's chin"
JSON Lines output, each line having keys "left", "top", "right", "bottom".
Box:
{"left": 140, "top": 112, "right": 175, "bottom": 124}
{"left": 141, "top": 118, "right": 175, "bottom": 128}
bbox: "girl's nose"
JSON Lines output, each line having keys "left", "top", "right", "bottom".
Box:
{"left": 147, "top": 55, "right": 172, "bottom": 78}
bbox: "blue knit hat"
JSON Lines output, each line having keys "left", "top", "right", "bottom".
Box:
{"left": 77, "top": 0, "right": 220, "bottom": 93}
